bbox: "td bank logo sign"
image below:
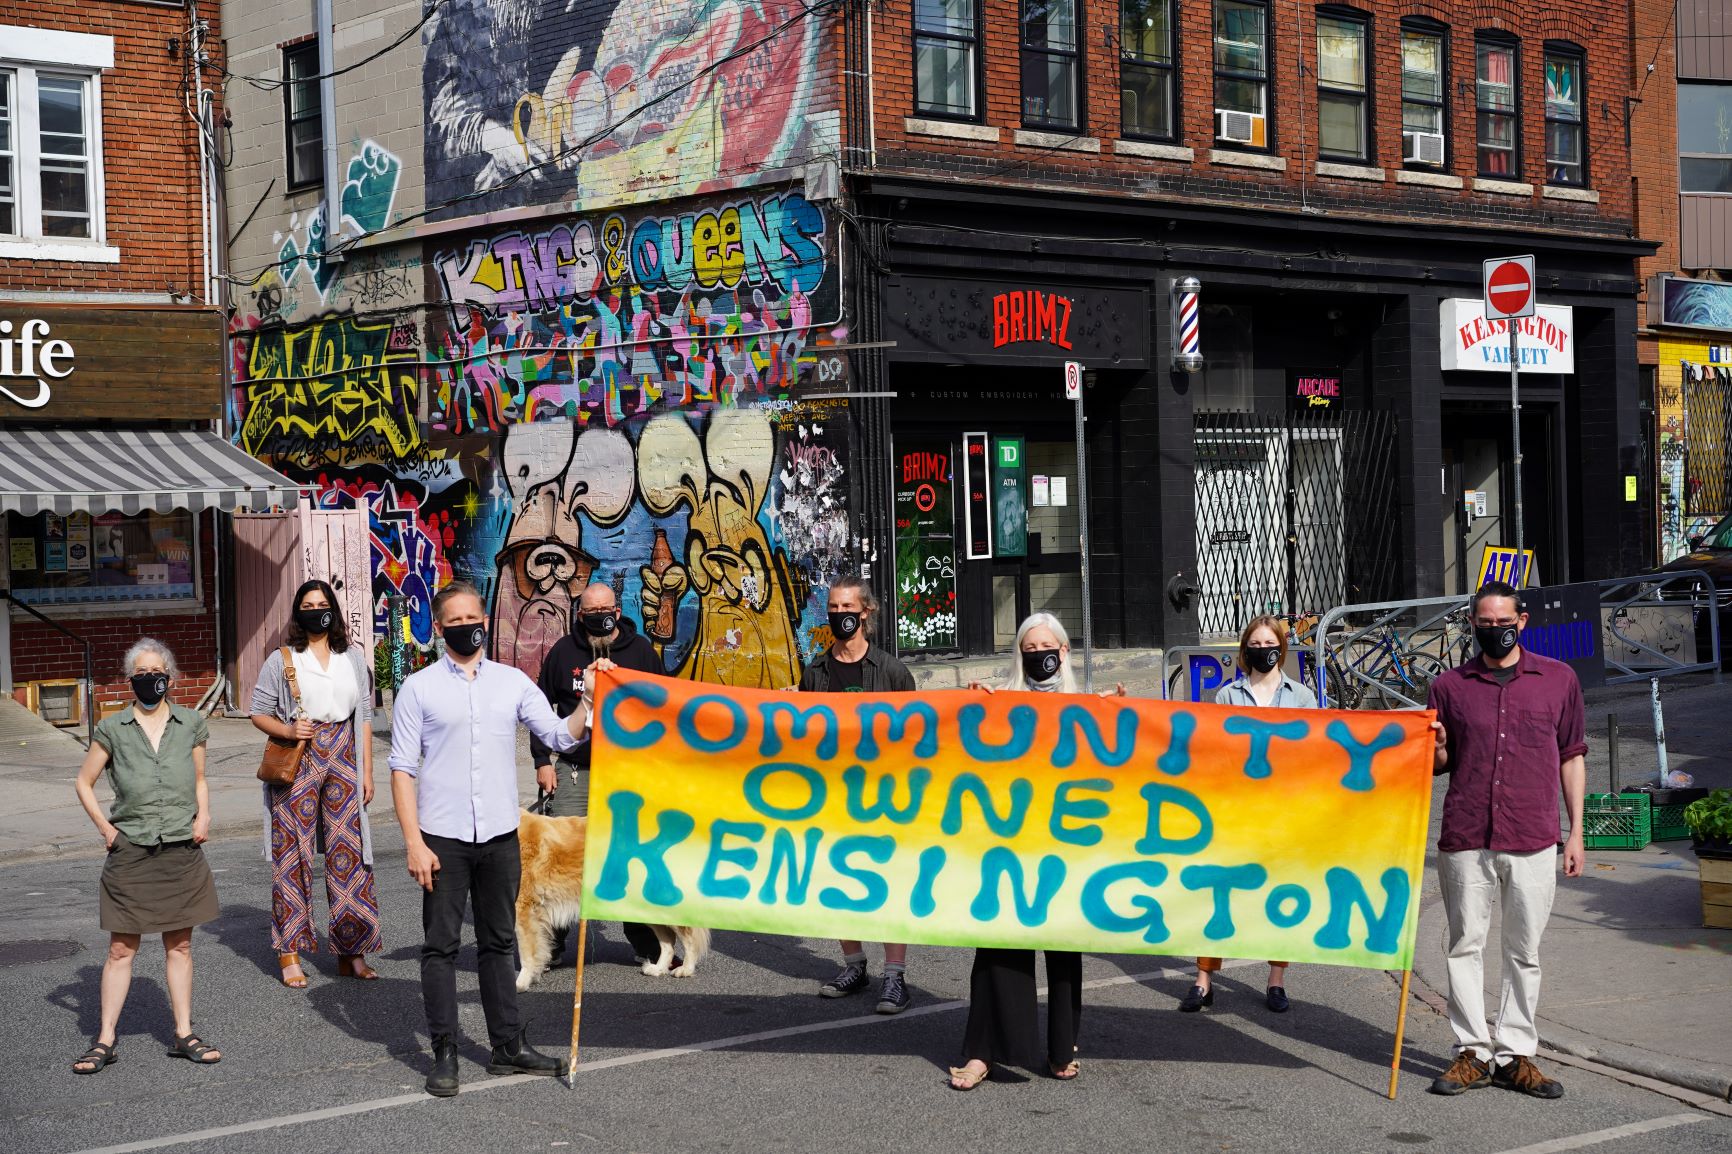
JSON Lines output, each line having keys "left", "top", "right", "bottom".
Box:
{"left": 0, "top": 319, "right": 74, "bottom": 409}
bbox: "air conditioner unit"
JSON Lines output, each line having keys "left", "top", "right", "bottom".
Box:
{"left": 1215, "top": 109, "right": 1266, "bottom": 148}
{"left": 1404, "top": 130, "right": 1445, "bottom": 166}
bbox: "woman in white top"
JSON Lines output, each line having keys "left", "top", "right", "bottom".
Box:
{"left": 249, "top": 580, "right": 381, "bottom": 988}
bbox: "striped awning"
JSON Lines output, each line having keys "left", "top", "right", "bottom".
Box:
{"left": 0, "top": 428, "right": 301, "bottom": 516}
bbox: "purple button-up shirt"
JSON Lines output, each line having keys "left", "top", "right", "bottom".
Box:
{"left": 389, "top": 654, "right": 580, "bottom": 843}
{"left": 1427, "top": 648, "right": 1588, "bottom": 854}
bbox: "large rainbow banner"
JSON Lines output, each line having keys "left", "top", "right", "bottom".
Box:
{"left": 582, "top": 671, "right": 1437, "bottom": 969}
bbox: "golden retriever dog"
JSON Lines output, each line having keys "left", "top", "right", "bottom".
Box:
{"left": 515, "top": 811, "right": 710, "bottom": 991}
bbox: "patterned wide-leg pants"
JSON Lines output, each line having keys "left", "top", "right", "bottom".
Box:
{"left": 269, "top": 720, "right": 382, "bottom": 956}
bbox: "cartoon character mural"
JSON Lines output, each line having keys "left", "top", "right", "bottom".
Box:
{"left": 421, "top": 0, "right": 836, "bottom": 216}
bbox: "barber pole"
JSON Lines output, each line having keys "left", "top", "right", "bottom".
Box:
{"left": 1172, "top": 277, "right": 1203, "bottom": 373}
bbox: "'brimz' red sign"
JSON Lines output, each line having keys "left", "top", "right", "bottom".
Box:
{"left": 992, "top": 290, "right": 1073, "bottom": 349}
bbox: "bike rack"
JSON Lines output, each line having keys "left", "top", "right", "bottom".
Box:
{"left": 1597, "top": 568, "right": 1722, "bottom": 685}
{"left": 1312, "top": 594, "right": 1471, "bottom": 709}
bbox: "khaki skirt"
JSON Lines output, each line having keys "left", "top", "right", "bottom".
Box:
{"left": 99, "top": 832, "right": 221, "bottom": 935}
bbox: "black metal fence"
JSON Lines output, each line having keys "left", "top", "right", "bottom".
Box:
{"left": 1192, "top": 409, "right": 1402, "bottom": 635}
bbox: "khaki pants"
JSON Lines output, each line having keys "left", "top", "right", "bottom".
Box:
{"left": 1438, "top": 846, "right": 1558, "bottom": 1064}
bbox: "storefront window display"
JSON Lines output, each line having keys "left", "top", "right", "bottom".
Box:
{"left": 4, "top": 510, "right": 198, "bottom": 606}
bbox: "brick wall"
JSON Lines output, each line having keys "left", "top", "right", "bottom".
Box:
{"left": 1631, "top": 0, "right": 1679, "bottom": 366}
{"left": 865, "top": 0, "right": 1632, "bottom": 236}
{"left": 0, "top": 0, "right": 218, "bottom": 297}
{"left": 8, "top": 511, "right": 221, "bottom": 710}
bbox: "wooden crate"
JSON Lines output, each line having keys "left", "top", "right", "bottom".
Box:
{"left": 1702, "top": 857, "right": 1732, "bottom": 931}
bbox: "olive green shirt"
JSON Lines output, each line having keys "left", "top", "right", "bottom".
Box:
{"left": 94, "top": 704, "right": 209, "bottom": 846}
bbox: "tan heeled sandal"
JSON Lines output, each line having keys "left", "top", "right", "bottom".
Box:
{"left": 337, "top": 954, "right": 379, "bottom": 980}
{"left": 278, "top": 953, "right": 308, "bottom": 989}
{"left": 948, "top": 1061, "right": 990, "bottom": 1090}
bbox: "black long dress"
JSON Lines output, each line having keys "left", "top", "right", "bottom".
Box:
{"left": 960, "top": 947, "right": 1082, "bottom": 1070}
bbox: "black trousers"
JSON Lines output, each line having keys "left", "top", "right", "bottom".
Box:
{"left": 544, "top": 762, "right": 665, "bottom": 963}
{"left": 961, "top": 948, "right": 1082, "bottom": 1069}
{"left": 421, "top": 830, "right": 523, "bottom": 1048}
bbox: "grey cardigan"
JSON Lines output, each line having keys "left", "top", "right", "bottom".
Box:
{"left": 251, "top": 646, "right": 376, "bottom": 866}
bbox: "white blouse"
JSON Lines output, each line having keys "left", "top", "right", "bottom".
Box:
{"left": 291, "top": 647, "right": 361, "bottom": 723}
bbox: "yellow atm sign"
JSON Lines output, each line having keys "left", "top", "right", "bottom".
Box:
{"left": 1477, "top": 546, "right": 1536, "bottom": 588}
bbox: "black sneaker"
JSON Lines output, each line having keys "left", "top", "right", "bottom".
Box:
{"left": 819, "top": 963, "right": 869, "bottom": 998}
{"left": 876, "top": 970, "right": 911, "bottom": 1014}
{"left": 425, "top": 1036, "right": 459, "bottom": 1098}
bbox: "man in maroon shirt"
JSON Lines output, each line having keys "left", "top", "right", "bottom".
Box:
{"left": 1426, "top": 581, "right": 1586, "bottom": 1099}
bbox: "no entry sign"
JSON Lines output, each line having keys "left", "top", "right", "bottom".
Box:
{"left": 1483, "top": 255, "right": 1536, "bottom": 319}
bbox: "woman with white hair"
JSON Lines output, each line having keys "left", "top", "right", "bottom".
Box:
{"left": 70, "top": 639, "right": 222, "bottom": 1074}
{"left": 948, "top": 613, "right": 1124, "bottom": 1091}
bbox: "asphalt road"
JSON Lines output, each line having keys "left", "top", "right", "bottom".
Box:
{"left": 3, "top": 829, "right": 1730, "bottom": 1154}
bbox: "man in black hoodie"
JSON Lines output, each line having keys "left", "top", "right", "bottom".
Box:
{"left": 532, "top": 581, "right": 666, "bottom": 964}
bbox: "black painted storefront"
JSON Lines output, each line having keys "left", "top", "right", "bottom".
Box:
{"left": 843, "top": 178, "right": 1651, "bottom": 656}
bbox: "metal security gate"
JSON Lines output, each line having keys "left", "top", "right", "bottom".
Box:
{"left": 1193, "top": 409, "right": 1400, "bottom": 635}
{"left": 1685, "top": 367, "right": 1731, "bottom": 527}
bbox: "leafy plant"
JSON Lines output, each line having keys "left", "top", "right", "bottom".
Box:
{"left": 1683, "top": 789, "right": 1732, "bottom": 840}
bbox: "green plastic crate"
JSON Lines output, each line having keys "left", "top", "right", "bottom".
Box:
{"left": 1583, "top": 793, "right": 1652, "bottom": 850}
{"left": 1651, "top": 802, "right": 1693, "bottom": 843}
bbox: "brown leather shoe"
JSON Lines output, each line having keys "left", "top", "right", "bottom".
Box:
{"left": 337, "top": 954, "right": 380, "bottom": 980}
{"left": 1493, "top": 1055, "right": 1564, "bottom": 1099}
{"left": 1428, "top": 1052, "right": 1492, "bottom": 1095}
{"left": 278, "top": 953, "right": 308, "bottom": 989}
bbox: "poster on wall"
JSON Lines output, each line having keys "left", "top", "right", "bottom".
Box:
{"left": 44, "top": 541, "right": 66, "bottom": 572}
{"left": 9, "top": 538, "right": 36, "bottom": 571}
{"left": 894, "top": 442, "right": 957, "bottom": 651}
{"left": 994, "top": 438, "right": 1028, "bottom": 558}
{"left": 962, "top": 432, "right": 992, "bottom": 560}
{"left": 67, "top": 512, "right": 91, "bottom": 572}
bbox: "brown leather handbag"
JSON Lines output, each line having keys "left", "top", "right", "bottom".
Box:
{"left": 256, "top": 647, "right": 307, "bottom": 787}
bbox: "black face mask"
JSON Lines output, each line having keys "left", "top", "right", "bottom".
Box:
{"left": 131, "top": 672, "right": 169, "bottom": 708}
{"left": 1245, "top": 645, "right": 1282, "bottom": 674}
{"left": 1022, "top": 649, "right": 1062, "bottom": 683}
{"left": 581, "top": 610, "right": 618, "bottom": 638}
{"left": 1475, "top": 623, "right": 1520, "bottom": 661}
{"left": 829, "top": 611, "right": 862, "bottom": 642}
{"left": 296, "top": 607, "right": 334, "bottom": 636}
{"left": 443, "top": 623, "right": 486, "bottom": 657}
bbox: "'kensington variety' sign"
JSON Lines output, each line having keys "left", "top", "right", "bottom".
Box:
{"left": 1439, "top": 299, "right": 1575, "bottom": 374}
{"left": 583, "top": 671, "right": 1436, "bottom": 969}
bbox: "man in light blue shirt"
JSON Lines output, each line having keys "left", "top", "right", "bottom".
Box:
{"left": 390, "top": 580, "right": 609, "bottom": 1097}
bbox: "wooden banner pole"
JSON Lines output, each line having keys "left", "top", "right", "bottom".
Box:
{"left": 1387, "top": 968, "right": 1413, "bottom": 1100}
{"left": 566, "top": 917, "right": 590, "bottom": 1090}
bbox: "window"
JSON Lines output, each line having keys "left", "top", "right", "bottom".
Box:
{"left": 1543, "top": 46, "right": 1584, "bottom": 185}
{"left": 1475, "top": 38, "right": 1518, "bottom": 177}
{"left": 1121, "top": 0, "right": 1175, "bottom": 140}
{"left": 1316, "top": 12, "right": 1368, "bottom": 161}
{"left": 0, "top": 67, "right": 99, "bottom": 242}
{"left": 1214, "top": 0, "right": 1269, "bottom": 147}
{"left": 284, "top": 43, "right": 323, "bottom": 187}
{"left": 914, "top": 0, "right": 979, "bottom": 119}
{"left": 1401, "top": 24, "right": 1447, "bottom": 166}
{"left": 1022, "top": 0, "right": 1079, "bottom": 129}
{"left": 3, "top": 510, "right": 199, "bottom": 608}
{"left": 1680, "top": 82, "right": 1732, "bottom": 193}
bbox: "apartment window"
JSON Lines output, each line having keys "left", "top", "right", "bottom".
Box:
{"left": 1316, "top": 12, "right": 1368, "bottom": 161}
{"left": 1400, "top": 23, "right": 1447, "bottom": 167}
{"left": 1475, "top": 37, "right": 1518, "bottom": 177}
{"left": 1543, "top": 45, "right": 1584, "bottom": 185}
{"left": 284, "top": 42, "right": 323, "bottom": 186}
{"left": 0, "top": 66, "right": 99, "bottom": 242}
{"left": 1022, "top": 0, "right": 1079, "bottom": 129}
{"left": 914, "top": 0, "right": 979, "bottom": 119}
{"left": 1214, "top": 0, "right": 1269, "bottom": 148}
{"left": 1680, "top": 82, "right": 1732, "bottom": 192}
{"left": 1121, "top": 0, "right": 1175, "bottom": 140}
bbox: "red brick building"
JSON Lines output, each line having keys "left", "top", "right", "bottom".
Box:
{"left": 837, "top": 0, "right": 1652, "bottom": 652}
{"left": 0, "top": 1, "right": 294, "bottom": 724}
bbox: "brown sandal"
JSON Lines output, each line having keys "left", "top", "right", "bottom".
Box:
{"left": 337, "top": 954, "right": 379, "bottom": 980}
{"left": 1050, "top": 1059, "right": 1081, "bottom": 1081}
{"left": 279, "top": 953, "right": 308, "bottom": 989}
{"left": 948, "top": 1061, "right": 990, "bottom": 1091}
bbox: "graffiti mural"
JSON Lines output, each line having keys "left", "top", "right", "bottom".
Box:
{"left": 274, "top": 141, "right": 406, "bottom": 303}
{"left": 421, "top": 0, "right": 836, "bottom": 217}
{"left": 429, "top": 189, "right": 841, "bottom": 433}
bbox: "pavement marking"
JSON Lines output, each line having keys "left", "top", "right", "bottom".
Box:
{"left": 1488, "top": 1112, "right": 1709, "bottom": 1154}
{"left": 62, "top": 960, "right": 1252, "bottom": 1154}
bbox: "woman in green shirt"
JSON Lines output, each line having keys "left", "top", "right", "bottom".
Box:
{"left": 70, "top": 638, "right": 222, "bottom": 1074}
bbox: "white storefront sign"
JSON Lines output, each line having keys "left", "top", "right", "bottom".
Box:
{"left": 1439, "top": 299, "right": 1574, "bottom": 374}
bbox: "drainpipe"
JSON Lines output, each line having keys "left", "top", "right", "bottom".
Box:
{"left": 317, "top": 0, "right": 344, "bottom": 266}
